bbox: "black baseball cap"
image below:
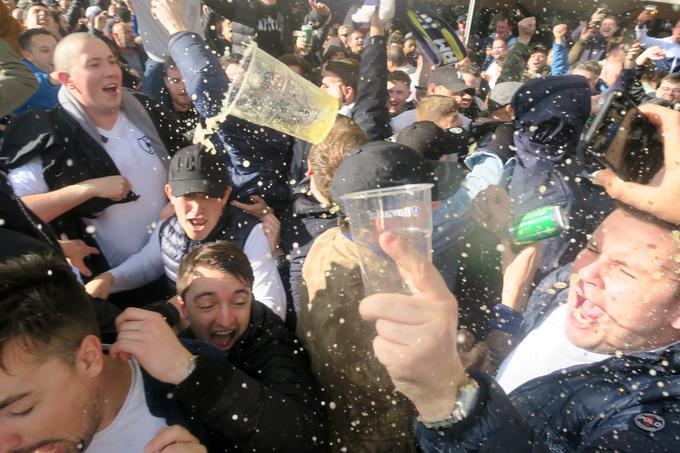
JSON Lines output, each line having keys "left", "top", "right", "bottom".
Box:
{"left": 330, "top": 141, "right": 465, "bottom": 203}
{"left": 395, "top": 121, "right": 469, "bottom": 160}
{"left": 168, "top": 144, "right": 231, "bottom": 198}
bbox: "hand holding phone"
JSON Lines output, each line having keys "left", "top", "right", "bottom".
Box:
{"left": 592, "top": 104, "right": 680, "bottom": 224}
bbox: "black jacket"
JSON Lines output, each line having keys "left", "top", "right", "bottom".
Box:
{"left": 177, "top": 300, "right": 324, "bottom": 451}
{"left": 416, "top": 265, "right": 680, "bottom": 453}
{"left": 0, "top": 94, "right": 188, "bottom": 275}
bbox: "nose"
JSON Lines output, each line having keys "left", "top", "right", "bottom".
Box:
{"left": 577, "top": 256, "right": 605, "bottom": 290}
{"left": 0, "top": 432, "right": 23, "bottom": 453}
{"left": 217, "top": 303, "right": 235, "bottom": 327}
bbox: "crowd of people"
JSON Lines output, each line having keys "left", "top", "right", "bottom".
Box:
{"left": 0, "top": 0, "right": 680, "bottom": 451}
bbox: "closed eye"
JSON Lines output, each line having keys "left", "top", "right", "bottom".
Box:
{"left": 9, "top": 406, "right": 34, "bottom": 417}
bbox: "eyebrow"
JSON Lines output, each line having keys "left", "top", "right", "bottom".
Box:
{"left": 191, "top": 288, "right": 249, "bottom": 300}
{"left": 0, "top": 392, "right": 30, "bottom": 410}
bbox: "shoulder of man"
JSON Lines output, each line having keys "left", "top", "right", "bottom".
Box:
{"left": 0, "top": 106, "right": 64, "bottom": 169}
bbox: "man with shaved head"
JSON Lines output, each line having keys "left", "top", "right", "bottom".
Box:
{"left": 1, "top": 32, "right": 188, "bottom": 307}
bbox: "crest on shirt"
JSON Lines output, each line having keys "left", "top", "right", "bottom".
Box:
{"left": 137, "top": 136, "right": 154, "bottom": 155}
{"left": 634, "top": 413, "right": 665, "bottom": 433}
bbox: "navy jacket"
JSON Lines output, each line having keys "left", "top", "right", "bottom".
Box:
{"left": 508, "top": 76, "right": 614, "bottom": 281}
{"left": 168, "top": 32, "right": 294, "bottom": 204}
{"left": 416, "top": 264, "right": 680, "bottom": 453}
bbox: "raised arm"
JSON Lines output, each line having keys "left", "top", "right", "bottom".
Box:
{"left": 351, "top": 12, "right": 392, "bottom": 140}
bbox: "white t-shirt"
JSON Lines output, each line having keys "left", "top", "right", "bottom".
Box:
{"left": 86, "top": 360, "right": 168, "bottom": 452}
{"left": 495, "top": 304, "right": 610, "bottom": 394}
{"left": 9, "top": 112, "right": 168, "bottom": 267}
{"left": 390, "top": 109, "right": 472, "bottom": 133}
{"left": 108, "top": 222, "right": 287, "bottom": 320}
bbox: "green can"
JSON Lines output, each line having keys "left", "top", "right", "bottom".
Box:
{"left": 301, "top": 24, "right": 314, "bottom": 47}
{"left": 509, "top": 206, "right": 569, "bottom": 245}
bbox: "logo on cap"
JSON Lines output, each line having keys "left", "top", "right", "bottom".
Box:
{"left": 634, "top": 413, "right": 665, "bottom": 433}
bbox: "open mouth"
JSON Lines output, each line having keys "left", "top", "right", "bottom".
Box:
{"left": 188, "top": 218, "right": 207, "bottom": 228}
{"left": 571, "top": 290, "right": 606, "bottom": 327}
{"left": 210, "top": 329, "right": 236, "bottom": 350}
{"left": 102, "top": 83, "right": 120, "bottom": 95}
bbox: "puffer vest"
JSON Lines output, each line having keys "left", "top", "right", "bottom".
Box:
{"left": 160, "top": 205, "right": 258, "bottom": 283}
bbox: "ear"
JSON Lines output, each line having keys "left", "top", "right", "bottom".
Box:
{"left": 177, "top": 294, "right": 189, "bottom": 319}
{"left": 23, "top": 50, "right": 34, "bottom": 62}
{"left": 56, "top": 71, "right": 73, "bottom": 87}
{"left": 221, "top": 186, "right": 232, "bottom": 205}
{"left": 75, "top": 334, "right": 104, "bottom": 379}
{"left": 671, "top": 302, "right": 680, "bottom": 330}
{"left": 505, "top": 104, "right": 514, "bottom": 116}
{"left": 427, "top": 83, "right": 436, "bottom": 95}
{"left": 164, "top": 183, "right": 173, "bottom": 199}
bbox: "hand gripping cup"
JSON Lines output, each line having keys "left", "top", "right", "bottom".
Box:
{"left": 223, "top": 42, "right": 338, "bottom": 144}
{"left": 339, "top": 184, "right": 433, "bottom": 295}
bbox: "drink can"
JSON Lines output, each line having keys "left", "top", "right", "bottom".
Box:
{"left": 509, "top": 206, "right": 569, "bottom": 245}
{"left": 301, "top": 24, "right": 314, "bottom": 47}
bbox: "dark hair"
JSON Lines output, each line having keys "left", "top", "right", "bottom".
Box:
{"left": 457, "top": 63, "right": 481, "bottom": 78}
{"left": 0, "top": 253, "right": 99, "bottom": 369}
{"left": 279, "top": 53, "right": 311, "bottom": 79}
{"left": 163, "top": 57, "right": 177, "bottom": 75}
{"left": 176, "top": 241, "right": 255, "bottom": 297}
{"left": 387, "top": 44, "right": 407, "bottom": 67}
{"left": 662, "top": 73, "right": 680, "bottom": 85}
{"left": 387, "top": 69, "right": 411, "bottom": 87}
{"left": 18, "top": 28, "right": 55, "bottom": 51}
{"left": 322, "top": 58, "right": 359, "bottom": 91}
{"left": 117, "top": 6, "right": 131, "bottom": 22}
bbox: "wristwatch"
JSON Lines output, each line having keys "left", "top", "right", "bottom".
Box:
{"left": 417, "top": 376, "right": 480, "bottom": 430}
{"left": 186, "top": 354, "right": 199, "bottom": 377}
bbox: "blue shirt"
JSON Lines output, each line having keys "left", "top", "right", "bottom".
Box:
{"left": 14, "top": 60, "right": 60, "bottom": 115}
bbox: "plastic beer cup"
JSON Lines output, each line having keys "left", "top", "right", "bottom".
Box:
{"left": 339, "top": 184, "right": 433, "bottom": 295}
{"left": 223, "top": 43, "right": 338, "bottom": 144}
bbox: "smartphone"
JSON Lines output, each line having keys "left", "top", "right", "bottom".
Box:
{"left": 581, "top": 90, "right": 663, "bottom": 184}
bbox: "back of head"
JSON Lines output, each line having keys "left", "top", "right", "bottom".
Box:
{"left": 176, "top": 241, "right": 254, "bottom": 297}
{"left": 387, "top": 44, "right": 407, "bottom": 67}
{"left": 0, "top": 252, "right": 99, "bottom": 368}
{"left": 322, "top": 58, "right": 359, "bottom": 91}
{"left": 416, "top": 94, "right": 459, "bottom": 123}
{"left": 308, "top": 115, "right": 368, "bottom": 203}
{"left": 570, "top": 60, "right": 602, "bottom": 78}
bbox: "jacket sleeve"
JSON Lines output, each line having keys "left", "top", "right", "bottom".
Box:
{"left": 65, "top": 0, "right": 86, "bottom": 32}
{"left": 415, "top": 372, "right": 551, "bottom": 453}
{"left": 175, "top": 338, "right": 324, "bottom": 451}
{"left": 551, "top": 41, "right": 569, "bottom": 76}
{"left": 351, "top": 35, "right": 392, "bottom": 141}
{"left": 0, "top": 40, "right": 38, "bottom": 117}
{"left": 498, "top": 42, "right": 530, "bottom": 84}
{"left": 620, "top": 67, "right": 655, "bottom": 105}
{"left": 568, "top": 38, "right": 586, "bottom": 66}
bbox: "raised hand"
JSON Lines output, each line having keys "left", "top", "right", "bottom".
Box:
{"left": 359, "top": 232, "right": 466, "bottom": 420}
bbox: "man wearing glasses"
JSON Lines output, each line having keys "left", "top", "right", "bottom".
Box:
{"left": 163, "top": 58, "right": 199, "bottom": 133}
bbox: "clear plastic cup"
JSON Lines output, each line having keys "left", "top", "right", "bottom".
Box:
{"left": 339, "top": 184, "right": 433, "bottom": 295}
{"left": 223, "top": 43, "right": 339, "bottom": 144}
